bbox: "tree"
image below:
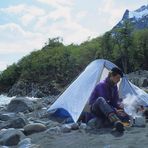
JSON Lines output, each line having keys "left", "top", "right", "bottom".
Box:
{"left": 43, "top": 37, "right": 64, "bottom": 49}
{"left": 113, "top": 21, "right": 133, "bottom": 73}
{"left": 132, "top": 29, "right": 148, "bottom": 70}
{"left": 100, "top": 31, "right": 114, "bottom": 59}
{"left": 0, "top": 63, "right": 20, "bottom": 92}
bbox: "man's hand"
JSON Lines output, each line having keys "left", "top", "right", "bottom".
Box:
{"left": 116, "top": 109, "right": 127, "bottom": 117}
{"left": 118, "top": 102, "right": 124, "bottom": 109}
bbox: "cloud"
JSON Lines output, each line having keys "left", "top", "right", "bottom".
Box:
{"left": 49, "top": 5, "right": 71, "bottom": 21}
{"left": 21, "top": 14, "right": 35, "bottom": 26}
{"left": 76, "top": 11, "right": 88, "bottom": 20}
{"left": 0, "top": 1, "right": 95, "bottom": 45}
{"left": 0, "top": 4, "right": 25, "bottom": 14}
{"left": 62, "top": 17, "right": 97, "bottom": 44}
{"left": 33, "top": 7, "right": 96, "bottom": 44}
{"left": 30, "top": 1, "right": 95, "bottom": 44}
{"left": 46, "top": 19, "right": 97, "bottom": 44}
{"left": 97, "top": 0, "right": 126, "bottom": 27}
{"left": 0, "top": 2, "right": 95, "bottom": 54}
{"left": 0, "top": 23, "right": 46, "bottom": 54}
{"left": 35, "top": 18, "right": 97, "bottom": 44}
{"left": 36, "top": 0, "right": 74, "bottom": 7}
{"left": 0, "top": 4, "right": 45, "bottom": 15}
{"left": 34, "top": 5, "right": 72, "bottom": 31}
{"left": 0, "top": 61, "right": 9, "bottom": 71}
{"left": 0, "top": 4, "right": 45, "bottom": 26}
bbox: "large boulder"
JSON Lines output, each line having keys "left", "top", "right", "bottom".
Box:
{"left": 23, "top": 123, "right": 47, "bottom": 135}
{"left": 0, "top": 117, "right": 27, "bottom": 130}
{"left": 127, "top": 70, "right": 148, "bottom": 87}
{"left": 87, "top": 118, "right": 103, "bottom": 129}
{"left": 18, "top": 138, "right": 31, "bottom": 148}
{"left": 71, "top": 123, "right": 79, "bottom": 130}
{"left": 7, "top": 97, "right": 34, "bottom": 113}
{"left": 8, "top": 117, "right": 27, "bottom": 128}
{"left": 18, "top": 138, "right": 41, "bottom": 148}
{"left": 61, "top": 124, "right": 71, "bottom": 133}
{"left": 143, "top": 108, "right": 148, "bottom": 119}
{"left": 0, "top": 113, "right": 16, "bottom": 121}
{"left": 0, "top": 128, "right": 25, "bottom": 146}
{"left": 46, "top": 126, "right": 61, "bottom": 135}
{"left": 142, "top": 79, "right": 148, "bottom": 87}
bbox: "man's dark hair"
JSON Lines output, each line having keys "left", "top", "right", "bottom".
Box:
{"left": 110, "top": 67, "right": 123, "bottom": 77}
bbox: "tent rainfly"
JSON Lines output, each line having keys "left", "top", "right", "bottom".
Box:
{"left": 47, "top": 59, "right": 148, "bottom": 123}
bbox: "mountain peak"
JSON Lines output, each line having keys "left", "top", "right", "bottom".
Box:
{"left": 122, "top": 9, "right": 129, "bottom": 20}
{"left": 136, "top": 5, "right": 148, "bottom": 12}
{"left": 128, "top": 5, "right": 148, "bottom": 20}
{"left": 113, "top": 5, "right": 148, "bottom": 30}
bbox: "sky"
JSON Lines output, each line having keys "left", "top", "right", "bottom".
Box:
{"left": 0, "top": 0, "right": 148, "bottom": 71}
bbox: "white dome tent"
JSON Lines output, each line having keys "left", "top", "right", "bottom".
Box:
{"left": 47, "top": 59, "right": 148, "bottom": 123}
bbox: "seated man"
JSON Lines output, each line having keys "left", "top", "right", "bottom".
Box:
{"left": 89, "top": 67, "right": 126, "bottom": 132}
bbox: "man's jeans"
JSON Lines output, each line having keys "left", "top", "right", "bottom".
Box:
{"left": 91, "top": 97, "right": 115, "bottom": 120}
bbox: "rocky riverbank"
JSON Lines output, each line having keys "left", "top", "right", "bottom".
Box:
{"left": 127, "top": 70, "right": 148, "bottom": 92}
{"left": 7, "top": 81, "right": 62, "bottom": 98}
{"left": 0, "top": 70, "right": 147, "bottom": 147}
{"left": 0, "top": 96, "right": 148, "bottom": 148}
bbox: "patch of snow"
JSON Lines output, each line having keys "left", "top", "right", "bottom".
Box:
{"left": 129, "top": 9, "right": 148, "bottom": 20}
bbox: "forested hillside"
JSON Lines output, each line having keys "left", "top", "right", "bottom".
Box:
{"left": 0, "top": 22, "right": 147, "bottom": 97}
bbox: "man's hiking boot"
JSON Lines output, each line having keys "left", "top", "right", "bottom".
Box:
{"left": 108, "top": 112, "right": 124, "bottom": 133}
{"left": 114, "top": 121, "right": 124, "bottom": 132}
